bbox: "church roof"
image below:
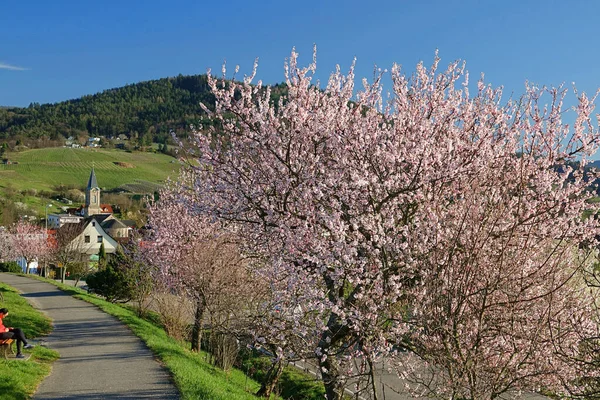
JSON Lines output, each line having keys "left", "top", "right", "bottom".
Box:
{"left": 87, "top": 167, "right": 98, "bottom": 189}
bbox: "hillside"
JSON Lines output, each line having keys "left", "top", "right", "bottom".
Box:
{"left": 0, "top": 147, "right": 179, "bottom": 193}
{"left": 0, "top": 147, "right": 180, "bottom": 223}
{"left": 0, "top": 75, "right": 288, "bottom": 145}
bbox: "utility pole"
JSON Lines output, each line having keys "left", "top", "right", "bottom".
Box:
{"left": 44, "top": 203, "right": 52, "bottom": 277}
{"left": 44, "top": 203, "right": 52, "bottom": 231}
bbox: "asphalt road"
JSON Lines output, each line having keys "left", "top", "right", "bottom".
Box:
{"left": 0, "top": 273, "right": 179, "bottom": 400}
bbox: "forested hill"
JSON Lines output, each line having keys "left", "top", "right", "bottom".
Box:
{"left": 0, "top": 75, "right": 288, "bottom": 145}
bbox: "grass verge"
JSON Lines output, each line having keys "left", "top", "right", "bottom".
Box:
{"left": 0, "top": 282, "right": 60, "bottom": 400}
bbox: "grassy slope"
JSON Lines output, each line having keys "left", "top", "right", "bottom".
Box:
{"left": 0, "top": 147, "right": 180, "bottom": 194}
{"left": 0, "top": 281, "right": 60, "bottom": 400}
{"left": 0, "top": 147, "right": 181, "bottom": 216}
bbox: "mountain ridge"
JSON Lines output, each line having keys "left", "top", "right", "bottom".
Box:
{"left": 0, "top": 74, "right": 287, "bottom": 146}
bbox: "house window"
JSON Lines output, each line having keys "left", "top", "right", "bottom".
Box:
{"left": 92, "top": 221, "right": 96, "bottom": 226}
{"left": 97, "top": 236, "right": 103, "bottom": 243}
{"left": 84, "top": 235, "right": 90, "bottom": 243}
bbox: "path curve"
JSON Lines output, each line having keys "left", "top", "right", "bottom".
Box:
{"left": 0, "top": 273, "right": 179, "bottom": 400}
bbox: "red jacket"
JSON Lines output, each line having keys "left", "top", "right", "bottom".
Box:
{"left": 0, "top": 316, "right": 8, "bottom": 332}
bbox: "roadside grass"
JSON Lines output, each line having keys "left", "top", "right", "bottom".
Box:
{"left": 32, "top": 277, "right": 270, "bottom": 400}
{"left": 0, "top": 282, "right": 60, "bottom": 400}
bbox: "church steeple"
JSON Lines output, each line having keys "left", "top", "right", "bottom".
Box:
{"left": 84, "top": 167, "right": 101, "bottom": 217}
{"left": 87, "top": 167, "right": 98, "bottom": 190}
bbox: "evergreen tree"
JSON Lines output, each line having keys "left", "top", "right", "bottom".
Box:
{"left": 98, "top": 242, "right": 107, "bottom": 269}
{"left": 86, "top": 250, "right": 132, "bottom": 303}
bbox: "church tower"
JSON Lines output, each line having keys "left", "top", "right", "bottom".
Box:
{"left": 84, "top": 167, "right": 101, "bottom": 217}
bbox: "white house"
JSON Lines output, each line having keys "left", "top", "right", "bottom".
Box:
{"left": 87, "top": 137, "right": 101, "bottom": 148}
{"left": 68, "top": 218, "right": 118, "bottom": 255}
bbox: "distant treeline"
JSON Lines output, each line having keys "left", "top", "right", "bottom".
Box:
{"left": 0, "top": 74, "right": 288, "bottom": 146}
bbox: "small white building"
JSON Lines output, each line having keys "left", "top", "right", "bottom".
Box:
{"left": 88, "top": 137, "right": 101, "bottom": 148}
{"left": 47, "top": 213, "right": 84, "bottom": 229}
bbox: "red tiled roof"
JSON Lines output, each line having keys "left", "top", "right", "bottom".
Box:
{"left": 99, "top": 204, "right": 113, "bottom": 213}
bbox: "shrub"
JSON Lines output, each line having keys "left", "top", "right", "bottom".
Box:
{"left": 206, "top": 332, "right": 239, "bottom": 371}
{"left": 22, "top": 188, "right": 37, "bottom": 196}
{"left": 153, "top": 291, "right": 192, "bottom": 341}
{"left": 66, "top": 261, "right": 91, "bottom": 287}
{"left": 66, "top": 189, "right": 84, "bottom": 202}
{"left": 0, "top": 261, "right": 22, "bottom": 273}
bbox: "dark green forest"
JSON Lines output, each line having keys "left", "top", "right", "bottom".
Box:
{"left": 0, "top": 75, "right": 288, "bottom": 146}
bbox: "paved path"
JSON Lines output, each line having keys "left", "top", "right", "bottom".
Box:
{"left": 0, "top": 273, "right": 179, "bottom": 400}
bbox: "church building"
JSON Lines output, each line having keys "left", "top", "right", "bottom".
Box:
{"left": 84, "top": 167, "right": 101, "bottom": 217}
{"left": 83, "top": 168, "right": 113, "bottom": 217}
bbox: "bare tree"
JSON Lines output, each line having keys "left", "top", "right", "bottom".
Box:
{"left": 119, "top": 235, "right": 155, "bottom": 317}
{"left": 50, "top": 222, "right": 87, "bottom": 282}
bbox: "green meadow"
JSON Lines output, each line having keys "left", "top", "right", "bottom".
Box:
{"left": 0, "top": 147, "right": 181, "bottom": 218}
{"left": 0, "top": 147, "right": 180, "bottom": 194}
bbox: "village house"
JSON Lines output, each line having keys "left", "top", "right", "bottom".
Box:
{"left": 66, "top": 217, "right": 119, "bottom": 255}
{"left": 87, "top": 137, "right": 101, "bottom": 148}
{"left": 47, "top": 168, "right": 133, "bottom": 259}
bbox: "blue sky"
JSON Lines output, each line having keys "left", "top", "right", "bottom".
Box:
{"left": 1, "top": 0, "right": 599, "bottom": 108}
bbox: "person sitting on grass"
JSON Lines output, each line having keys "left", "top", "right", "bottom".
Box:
{"left": 0, "top": 308, "right": 34, "bottom": 359}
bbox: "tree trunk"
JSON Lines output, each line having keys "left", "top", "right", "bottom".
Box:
{"left": 367, "top": 355, "right": 379, "bottom": 400}
{"left": 191, "top": 296, "right": 206, "bottom": 352}
{"left": 61, "top": 266, "right": 66, "bottom": 283}
{"left": 256, "top": 357, "right": 285, "bottom": 398}
{"left": 319, "top": 352, "right": 345, "bottom": 400}
{"left": 25, "top": 258, "right": 30, "bottom": 274}
{"left": 318, "top": 273, "right": 351, "bottom": 400}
